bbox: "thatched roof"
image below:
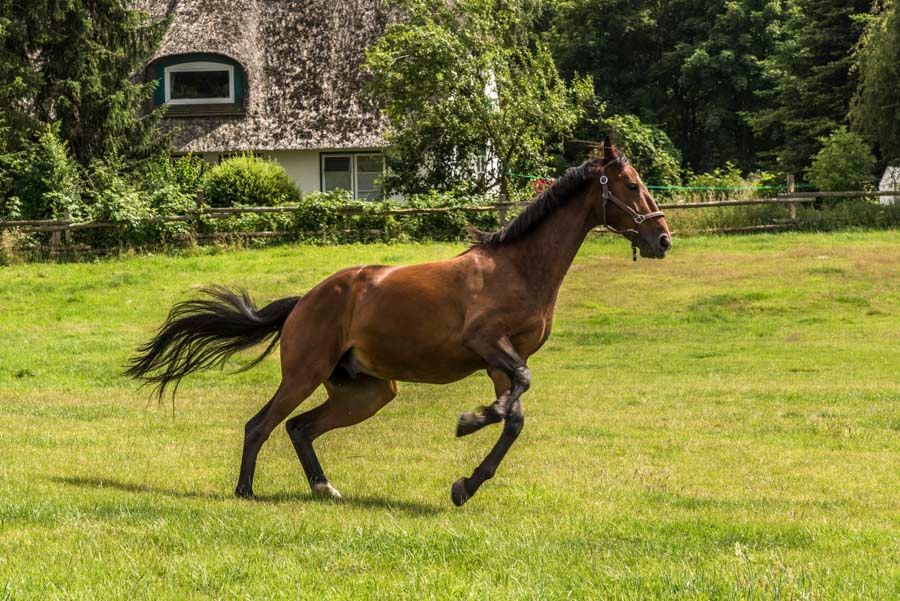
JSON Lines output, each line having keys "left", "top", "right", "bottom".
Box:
{"left": 136, "top": 0, "right": 391, "bottom": 152}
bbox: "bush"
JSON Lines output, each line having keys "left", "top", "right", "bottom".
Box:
{"left": 8, "top": 126, "right": 85, "bottom": 220}
{"left": 805, "top": 127, "right": 876, "bottom": 192}
{"left": 202, "top": 155, "right": 300, "bottom": 207}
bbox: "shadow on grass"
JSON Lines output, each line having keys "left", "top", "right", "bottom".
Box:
{"left": 51, "top": 476, "right": 446, "bottom": 517}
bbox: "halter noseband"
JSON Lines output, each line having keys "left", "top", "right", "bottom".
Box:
{"left": 597, "top": 159, "right": 666, "bottom": 261}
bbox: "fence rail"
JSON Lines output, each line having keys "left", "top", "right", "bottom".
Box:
{"left": 0, "top": 189, "right": 893, "bottom": 239}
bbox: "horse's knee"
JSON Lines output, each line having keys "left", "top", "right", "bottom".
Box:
{"left": 503, "top": 409, "right": 524, "bottom": 437}
{"left": 513, "top": 366, "right": 531, "bottom": 393}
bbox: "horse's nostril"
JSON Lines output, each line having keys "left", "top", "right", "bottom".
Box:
{"left": 658, "top": 234, "right": 672, "bottom": 251}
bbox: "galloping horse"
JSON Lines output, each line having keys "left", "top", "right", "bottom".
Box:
{"left": 127, "top": 139, "right": 672, "bottom": 506}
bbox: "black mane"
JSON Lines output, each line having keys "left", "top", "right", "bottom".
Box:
{"left": 470, "top": 157, "right": 607, "bottom": 247}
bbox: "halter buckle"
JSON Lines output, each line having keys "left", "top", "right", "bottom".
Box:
{"left": 633, "top": 214, "right": 645, "bottom": 224}
{"left": 599, "top": 175, "right": 608, "bottom": 185}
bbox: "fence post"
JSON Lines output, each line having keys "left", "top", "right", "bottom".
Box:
{"left": 787, "top": 175, "right": 796, "bottom": 222}
{"left": 498, "top": 193, "right": 508, "bottom": 226}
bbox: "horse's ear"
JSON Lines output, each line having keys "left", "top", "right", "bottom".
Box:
{"left": 601, "top": 135, "right": 615, "bottom": 162}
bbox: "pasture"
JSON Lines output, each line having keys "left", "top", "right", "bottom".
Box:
{"left": 0, "top": 231, "right": 898, "bottom": 599}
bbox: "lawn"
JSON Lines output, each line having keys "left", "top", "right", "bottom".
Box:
{"left": 0, "top": 231, "right": 898, "bottom": 599}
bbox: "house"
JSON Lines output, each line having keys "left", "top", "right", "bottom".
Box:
{"left": 137, "top": 0, "right": 391, "bottom": 200}
{"left": 879, "top": 166, "right": 899, "bottom": 206}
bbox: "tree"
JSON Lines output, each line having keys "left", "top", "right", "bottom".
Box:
{"left": 364, "top": 0, "right": 593, "bottom": 196}
{"left": 551, "top": 0, "right": 790, "bottom": 173}
{"left": 805, "top": 126, "right": 875, "bottom": 191}
{"left": 851, "top": 0, "right": 900, "bottom": 164}
{"left": 749, "top": 0, "right": 874, "bottom": 175}
{"left": 0, "top": 0, "right": 169, "bottom": 165}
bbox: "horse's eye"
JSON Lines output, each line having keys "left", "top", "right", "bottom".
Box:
{"left": 627, "top": 183, "right": 639, "bottom": 191}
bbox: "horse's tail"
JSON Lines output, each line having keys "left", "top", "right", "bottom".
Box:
{"left": 125, "top": 286, "right": 301, "bottom": 399}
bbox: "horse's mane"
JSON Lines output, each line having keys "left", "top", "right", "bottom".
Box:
{"left": 470, "top": 154, "right": 618, "bottom": 247}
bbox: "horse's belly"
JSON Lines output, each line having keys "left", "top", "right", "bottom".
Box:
{"left": 352, "top": 343, "right": 485, "bottom": 384}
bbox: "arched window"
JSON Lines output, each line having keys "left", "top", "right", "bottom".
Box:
{"left": 164, "top": 61, "right": 235, "bottom": 105}
{"left": 152, "top": 54, "right": 246, "bottom": 113}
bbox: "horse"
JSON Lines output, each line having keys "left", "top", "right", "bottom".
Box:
{"left": 126, "top": 138, "right": 672, "bottom": 506}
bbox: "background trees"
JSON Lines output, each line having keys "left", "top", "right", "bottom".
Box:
{"left": 365, "top": 0, "right": 592, "bottom": 196}
{"left": 851, "top": 0, "right": 900, "bottom": 164}
{"left": 0, "top": 0, "right": 168, "bottom": 164}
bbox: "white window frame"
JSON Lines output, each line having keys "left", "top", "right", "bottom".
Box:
{"left": 320, "top": 153, "right": 385, "bottom": 200}
{"left": 354, "top": 153, "right": 385, "bottom": 200}
{"left": 164, "top": 62, "right": 235, "bottom": 105}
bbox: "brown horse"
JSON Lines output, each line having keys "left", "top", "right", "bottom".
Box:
{"left": 126, "top": 139, "right": 671, "bottom": 506}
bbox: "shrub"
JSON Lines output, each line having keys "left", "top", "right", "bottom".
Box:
{"left": 805, "top": 127, "right": 876, "bottom": 192}
{"left": 9, "top": 126, "right": 85, "bottom": 220}
{"left": 202, "top": 154, "right": 300, "bottom": 207}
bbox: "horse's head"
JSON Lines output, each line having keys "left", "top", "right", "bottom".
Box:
{"left": 591, "top": 137, "right": 672, "bottom": 259}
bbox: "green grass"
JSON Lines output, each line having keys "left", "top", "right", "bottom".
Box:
{"left": 0, "top": 231, "right": 898, "bottom": 599}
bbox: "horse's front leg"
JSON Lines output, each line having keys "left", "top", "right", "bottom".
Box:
{"left": 456, "top": 368, "right": 513, "bottom": 437}
{"left": 452, "top": 335, "right": 530, "bottom": 506}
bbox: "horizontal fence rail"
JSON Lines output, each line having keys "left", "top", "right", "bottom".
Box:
{"left": 0, "top": 189, "right": 895, "bottom": 239}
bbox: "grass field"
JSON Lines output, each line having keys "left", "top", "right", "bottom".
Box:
{"left": 0, "top": 231, "right": 898, "bottom": 599}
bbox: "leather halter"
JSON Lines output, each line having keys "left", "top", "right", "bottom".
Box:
{"left": 597, "top": 159, "right": 666, "bottom": 260}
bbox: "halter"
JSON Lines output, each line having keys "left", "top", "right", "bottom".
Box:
{"left": 597, "top": 159, "right": 666, "bottom": 261}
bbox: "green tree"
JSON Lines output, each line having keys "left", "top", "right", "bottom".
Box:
{"left": 600, "top": 114, "right": 682, "bottom": 186}
{"left": 0, "top": 0, "right": 169, "bottom": 165}
{"left": 552, "top": 1, "right": 790, "bottom": 172}
{"left": 805, "top": 127, "right": 876, "bottom": 191}
{"left": 749, "top": 0, "right": 874, "bottom": 175}
{"left": 365, "top": 0, "right": 592, "bottom": 196}
{"left": 851, "top": 0, "right": 900, "bottom": 164}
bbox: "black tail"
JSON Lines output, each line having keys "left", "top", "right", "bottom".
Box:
{"left": 125, "top": 286, "right": 301, "bottom": 399}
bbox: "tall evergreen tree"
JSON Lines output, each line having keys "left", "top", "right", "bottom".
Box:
{"left": 749, "top": 0, "right": 873, "bottom": 175}
{"left": 0, "top": 0, "right": 169, "bottom": 165}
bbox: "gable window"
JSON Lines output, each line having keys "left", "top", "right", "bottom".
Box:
{"left": 164, "top": 62, "right": 235, "bottom": 105}
{"left": 321, "top": 153, "right": 384, "bottom": 200}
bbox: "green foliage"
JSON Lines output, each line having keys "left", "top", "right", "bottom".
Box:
{"left": 805, "top": 127, "right": 876, "bottom": 191}
{"left": 202, "top": 155, "right": 301, "bottom": 208}
{"left": 141, "top": 154, "right": 206, "bottom": 218}
{"left": 5, "top": 125, "right": 85, "bottom": 220}
{"left": 750, "top": 0, "right": 874, "bottom": 174}
{"left": 851, "top": 0, "right": 900, "bottom": 163}
{"left": 603, "top": 114, "right": 682, "bottom": 186}
{"left": 553, "top": 0, "right": 792, "bottom": 172}
{"left": 365, "top": 0, "right": 592, "bottom": 195}
{"left": 289, "top": 190, "right": 499, "bottom": 244}
{"left": 0, "top": 0, "right": 170, "bottom": 165}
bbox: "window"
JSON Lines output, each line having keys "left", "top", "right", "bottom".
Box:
{"left": 164, "top": 62, "right": 235, "bottom": 105}
{"left": 321, "top": 154, "right": 384, "bottom": 200}
{"left": 323, "top": 156, "right": 353, "bottom": 193}
{"left": 355, "top": 155, "right": 384, "bottom": 200}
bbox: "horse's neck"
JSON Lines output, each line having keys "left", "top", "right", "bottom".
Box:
{"left": 501, "top": 192, "right": 596, "bottom": 302}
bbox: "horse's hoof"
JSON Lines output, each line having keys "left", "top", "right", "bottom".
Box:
{"left": 451, "top": 478, "right": 470, "bottom": 506}
{"left": 311, "top": 481, "right": 343, "bottom": 500}
{"left": 235, "top": 486, "right": 254, "bottom": 499}
{"left": 456, "top": 411, "right": 481, "bottom": 437}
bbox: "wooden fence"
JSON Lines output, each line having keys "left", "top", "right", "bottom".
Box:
{"left": 0, "top": 189, "right": 896, "bottom": 249}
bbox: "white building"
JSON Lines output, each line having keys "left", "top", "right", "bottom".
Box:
{"left": 879, "top": 166, "right": 899, "bottom": 206}
{"left": 137, "top": 0, "right": 390, "bottom": 200}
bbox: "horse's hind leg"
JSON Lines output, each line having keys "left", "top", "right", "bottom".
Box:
{"left": 286, "top": 372, "right": 397, "bottom": 498}
{"left": 235, "top": 373, "right": 324, "bottom": 498}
